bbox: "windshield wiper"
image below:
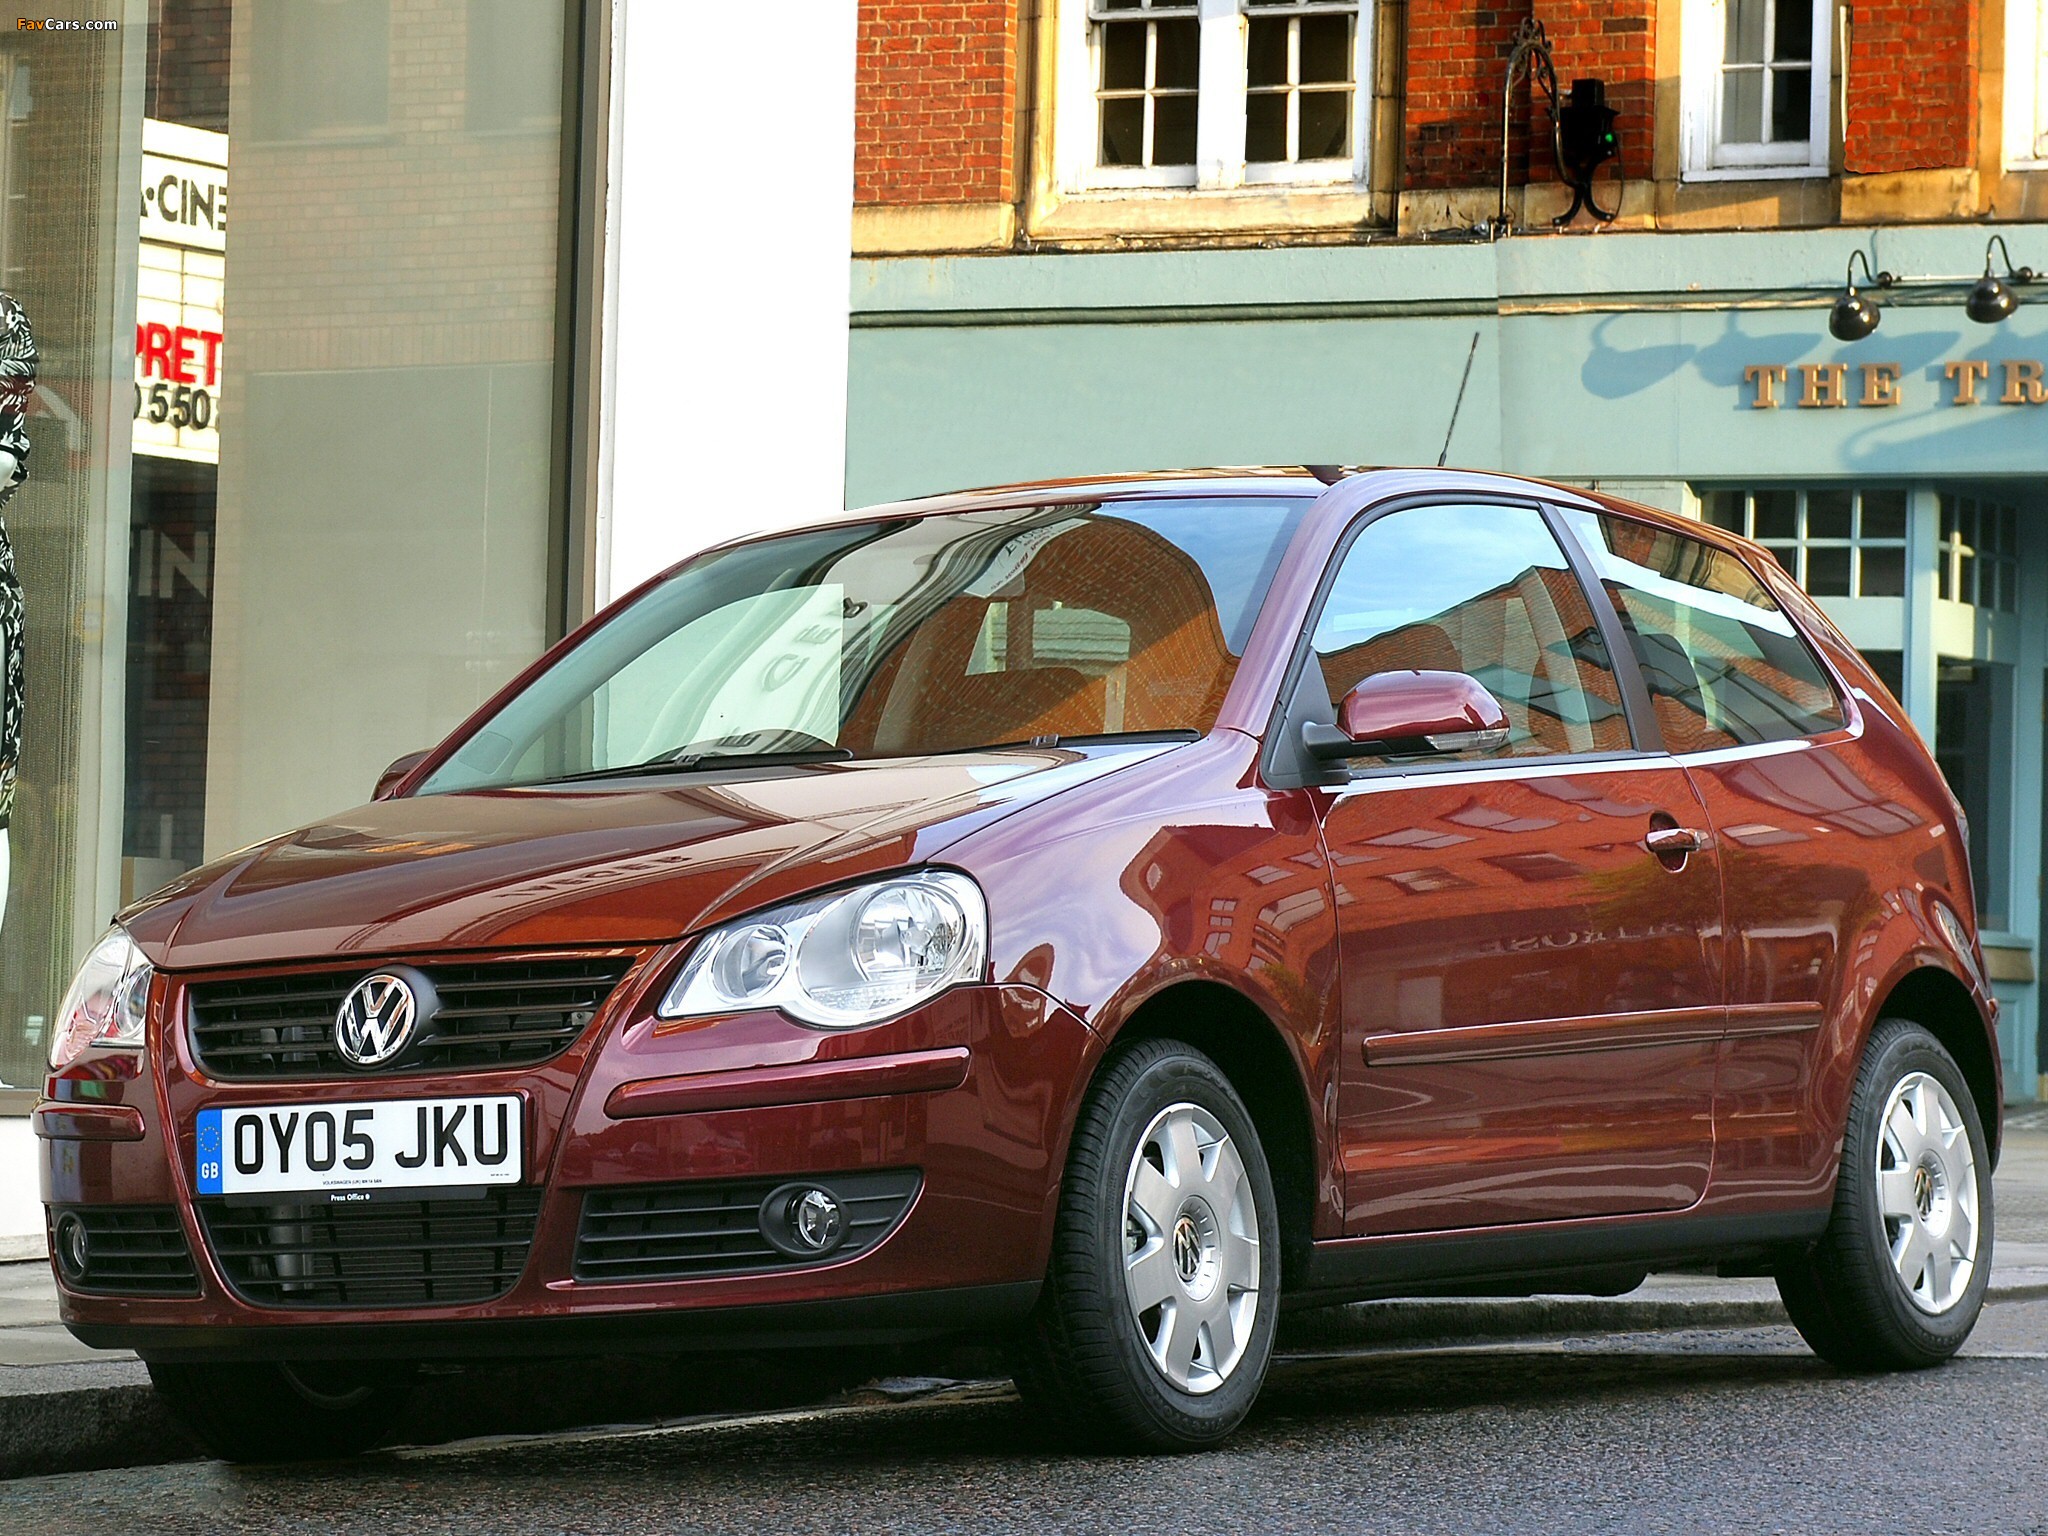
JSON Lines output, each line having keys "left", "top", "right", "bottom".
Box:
{"left": 548, "top": 746, "right": 854, "bottom": 785}
{"left": 918, "top": 729, "right": 1201, "bottom": 757}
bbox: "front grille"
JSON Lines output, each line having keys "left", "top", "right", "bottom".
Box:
{"left": 198, "top": 1189, "right": 543, "bottom": 1308}
{"left": 186, "top": 955, "right": 634, "bottom": 1079}
{"left": 574, "top": 1170, "right": 922, "bottom": 1284}
{"left": 50, "top": 1206, "right": 200, "bottom": 1297}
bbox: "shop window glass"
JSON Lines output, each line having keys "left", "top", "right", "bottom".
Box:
{"left": 467, "top": 0, "right": 565, "bottom": 133}
{"left": 1938, "top": 660, "right": 2011, "bottom": 931}
{"left": 1938, "top": 495, "right": 2018, "bottom": 613}
{"left": 1565, "top": 510, "right": 1845, "bottom": 754}
{"left": 0, "top": 27, "right": 129, "bottom": 1092}
{"left": 1861, "top": 648, "right": 1904, "bottom": 707}
{"left": 251, "top": 0, "right": 390, "bottom": 141}
{"left": 1310, "top": 504, "right": 1632, "bottom": 765}
{"left": 124, "top": 0, "right": 578, "bottom": 874}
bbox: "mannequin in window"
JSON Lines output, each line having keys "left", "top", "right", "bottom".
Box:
{"left": 0, "top": 292, "right": 35, "bottom": 935}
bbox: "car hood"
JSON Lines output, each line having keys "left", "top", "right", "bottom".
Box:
{"left": 121, "top": 746, "right": 1175, "bottom": 971}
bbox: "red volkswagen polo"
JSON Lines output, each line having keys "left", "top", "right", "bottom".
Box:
{"left": 40, "top": 470, "right": 2000, "bottom": 1457}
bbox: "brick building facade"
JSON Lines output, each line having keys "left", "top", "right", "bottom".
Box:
{"left": 852, "top": 0, "right": 2048, "bottom": 248}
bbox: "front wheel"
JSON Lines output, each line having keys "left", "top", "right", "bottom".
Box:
{"left": 147, "top": 1360, "right": 414, "bottom": 1463}
{"left": 1011, "top": 1039, "right": 1281, "bottom": 1451}
{"left": 1776, "top": 1018, "right": 1994, "bottom": 1370}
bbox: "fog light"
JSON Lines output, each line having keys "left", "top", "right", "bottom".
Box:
{"left": 760, "top": 1183, "right": 846, "bottom": 1258}
{"left": 53, "top": 1212, "right": 89, "bottom": 1284}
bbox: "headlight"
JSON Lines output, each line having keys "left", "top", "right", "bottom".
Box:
{"left": 660, "top": 870, "right": 987, "bottom": 1029}
{"left": 48, "top": 927, "right": 154, "bottom": 1071}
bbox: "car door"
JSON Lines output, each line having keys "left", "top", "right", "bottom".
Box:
{"left": 1556, "top": 507, "right": 1875, "bottom": 1207}
{"left": 1315, "top": 500, "right": 1725, "bottom": 1235}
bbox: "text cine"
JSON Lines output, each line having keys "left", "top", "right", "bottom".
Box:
{"left": 1744, "top": 360, "right": 2048, "bottom": 410}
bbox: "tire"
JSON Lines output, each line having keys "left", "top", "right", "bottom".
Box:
{"left": 1011, "top": 1039, "right": 1282, "bottom": 1451}
{"left": 147, "top": 1359, "right": 414, "bottom": 1463}
{"left": 1776, "top": 1017, "right": 1994, "bottom": 1371}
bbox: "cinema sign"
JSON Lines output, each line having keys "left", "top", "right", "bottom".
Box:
{"left": 1743, "top": 359, "right": 2048, "bottom": 409}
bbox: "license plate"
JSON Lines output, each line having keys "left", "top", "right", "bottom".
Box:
{"left": 194, "top": 1097, "right": 523, "bottom": 1197}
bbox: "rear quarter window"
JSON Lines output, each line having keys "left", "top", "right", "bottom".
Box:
{"left": 1562, "top": 509, "right": 1845, "bottom": 753}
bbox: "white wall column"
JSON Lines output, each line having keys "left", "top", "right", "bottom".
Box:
{"left": 598, "top": 1, "right": 860, "bottom": 604}
{"left": 1900, "top": 485, "right": 1941, "bottom": 742}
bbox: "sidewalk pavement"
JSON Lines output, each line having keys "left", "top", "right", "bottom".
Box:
{"left": 3, "top": 1117, "right": 2045, "bottom": 1480}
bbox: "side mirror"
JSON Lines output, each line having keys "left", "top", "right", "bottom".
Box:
{"left": 373, "top": 749, "right": 432, "bottom": 801}
{"left": 1301, "top": 670, "right": 1511, "bottom": 763}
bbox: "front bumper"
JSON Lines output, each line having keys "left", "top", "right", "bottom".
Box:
{"left": 39, "top": 972, "right": 1097, "bottom": 1360}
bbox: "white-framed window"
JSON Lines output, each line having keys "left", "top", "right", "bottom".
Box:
{"left": 2006, "top": 0, "right": 2048, "bottom": 168}
{"left": 1697, "top": 486, "right": 1907, "bottom": 598}
{"left": 1055, "top": 0, "right": 1371, "bottom": 193}
{"left": 1680, "top": 0, "right": 1832, "bottom": 179}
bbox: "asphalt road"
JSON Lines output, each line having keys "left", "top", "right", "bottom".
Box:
{"left": 4, "top": 1298, "right": 2045, "bottom": 1536}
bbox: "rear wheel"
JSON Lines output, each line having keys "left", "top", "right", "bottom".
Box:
{"left": 1776, "top": 1018, "right": 1993, "bottom": 1370}
{"left": 1011, "top": 1039, "right": 1281, "bottom": 1451}
{"left": 147, "top": 1360, "right": 414, "bottom": 1463}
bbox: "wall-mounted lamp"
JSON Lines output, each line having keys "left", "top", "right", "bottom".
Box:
{"left": 1488, "top": 21, "right": 1619, "bottom": 239}
{"left": 1966, "top": 234, "right": 2040, "bottom": 325}
{"left": 1829, "top": 250, "right": 1896, "bottom": 341}
{"left": 1824, "top": 236, "right": 2041, "bottom": 339}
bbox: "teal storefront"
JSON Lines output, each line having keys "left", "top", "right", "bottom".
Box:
{"left": 847, "top": 222, "right": 2048, "bottom": 1101}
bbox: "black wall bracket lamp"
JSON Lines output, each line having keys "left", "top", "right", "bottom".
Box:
{"left": 1490, "top": 20, "right": 1620, "bottom": 239}
{"left": 1828, "top": 250, "right": 1897, "bottom": 341}
{"left": 1827, "top": 236, "right": 2041, "bottom": 340}
{"left": 1966, "top": 234, "right": 2040, "bottom": 324}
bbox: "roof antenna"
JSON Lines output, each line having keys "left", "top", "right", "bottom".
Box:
{"left": 1437, "top": 331, "right": 1481, "bottom": 468}
{"left": 1305, "top": 464, "right": 1346, "bottom": 485}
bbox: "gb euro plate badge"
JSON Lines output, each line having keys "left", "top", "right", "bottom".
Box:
{"left": 194, "top": 1096, "right": 523, "bottom": 1197}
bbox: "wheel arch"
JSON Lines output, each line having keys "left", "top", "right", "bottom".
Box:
{"left": 1096, "top": 979, "right": 1322, "bottom": 1290}
{"left": 1873, "top": 965, "right": 2002, "bottom": 1163}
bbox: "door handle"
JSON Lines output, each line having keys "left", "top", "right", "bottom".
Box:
{"left": 1644, "top": 826, "right": 1706, "bottom": 857}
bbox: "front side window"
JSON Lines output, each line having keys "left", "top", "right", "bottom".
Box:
{"left": 1682, "top": 0, "right": 1831, "bottom": 178}
{"left": 1564, "top": 511, "right": 1845, "bottom": 754}
{"left": 421, "top": 497, "right": 1308, "bottom": 792}
{"left": 1309, "top": 503, "right": 1632, "bottom": 765}
{"left": 1072, "top": 0, "right": 1369, "bottom": 189}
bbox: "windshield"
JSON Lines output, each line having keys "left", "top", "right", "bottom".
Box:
{"left": 419, "top": 496, "right": 1309, "bottom": 792}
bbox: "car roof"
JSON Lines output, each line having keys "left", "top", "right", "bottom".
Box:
{"left": 857, "top": 467, "right": 1761, "bottom": 553}
{"left": 675, "top": 467, "right": 1777, "bottom": 577}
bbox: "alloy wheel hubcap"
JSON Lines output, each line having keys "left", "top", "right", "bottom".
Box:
{"left": 1122, "top": 1102, "right": 1260, "bottom": 1394}
{"left": 1875, "top": 1071, "right": 1979, "bottom": 1316}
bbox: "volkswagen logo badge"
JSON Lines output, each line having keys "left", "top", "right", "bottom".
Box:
{"left": 335, "top": 972, "right": 421, "bottom": 1068}
{"left": 1173, "top": 1214, "right": 1203, "bottom": 1285}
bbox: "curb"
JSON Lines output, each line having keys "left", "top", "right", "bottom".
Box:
{"left": 0, "top": 1379, "right": 195, "bottom": 1481}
